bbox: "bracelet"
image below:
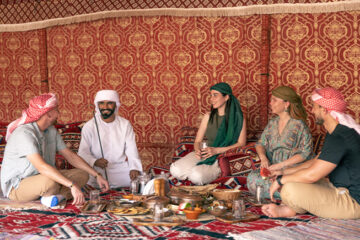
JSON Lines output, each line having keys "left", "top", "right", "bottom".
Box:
{"left": 69, "top": 181, "right": 74, "bottom": 188}
{"left": 276, "top": 175, "right": 283, "bottom": 186}
{"left": 94, "top": 172, "right": 102, "bottom": 178}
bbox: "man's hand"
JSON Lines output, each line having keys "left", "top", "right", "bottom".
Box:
{"left": 269, "top": 179, "right": 281, "bottom": 202}
{"left": 70, "top": 184, "right": 86, "bottom": 205}
{"left": 94, "top": 158, "right": 108, "bottom": 168}
{"left": 96, "top": 174, "right": 109, "bottom": 193}
{"left": 130, "top": 170, "right": 140, "bottom": 180}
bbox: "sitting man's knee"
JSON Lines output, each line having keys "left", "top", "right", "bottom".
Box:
{"left": 42, "top": 179, "right": 60, "bottom": 195}
{"left": 73, "top": 169, "right": 89, "bottom": 186}
{"left": 80, "top": 170, "right": 90, "bottom": 184}
{"left": 280, "top": 182, "right": 299, "bottom": 201}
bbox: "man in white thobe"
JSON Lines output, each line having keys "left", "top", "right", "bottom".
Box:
{"left": 78, "top": 90, "right": 143, "bottom": 189}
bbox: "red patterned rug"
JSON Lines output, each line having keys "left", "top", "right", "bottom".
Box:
{"left": 0, "top": 189, "right": 318, "bottom": 240}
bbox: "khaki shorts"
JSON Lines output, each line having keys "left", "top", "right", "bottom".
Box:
{"left": 281, "top": 178, "right": 360, "bottom": 219}
{"left": 9, "top": 169, "right": 89, "bottom": 201}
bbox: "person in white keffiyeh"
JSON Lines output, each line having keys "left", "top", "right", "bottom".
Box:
{"left": 78, "top": 90, "right": 143, "bottom": 189}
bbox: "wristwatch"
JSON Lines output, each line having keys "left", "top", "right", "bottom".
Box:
{"left": 276, "top": 175, "right": 283, "bottom": 186}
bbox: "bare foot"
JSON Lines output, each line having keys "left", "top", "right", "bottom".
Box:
{"left": 261, "top": 203, "right": 297, "bottom": 218}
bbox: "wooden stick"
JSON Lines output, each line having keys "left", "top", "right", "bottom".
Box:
{"left": 92, "top": 110, "right": 109, "bottom": 181}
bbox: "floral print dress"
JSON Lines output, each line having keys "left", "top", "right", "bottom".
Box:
{"left": 246, "top": 116, "right": 314, "bottom": 199}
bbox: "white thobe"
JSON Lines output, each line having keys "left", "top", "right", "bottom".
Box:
{"left": 78, "top": 115, "right": 143, "bottom": 188}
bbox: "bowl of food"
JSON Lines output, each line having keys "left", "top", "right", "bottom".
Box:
{"left": 183, "top": 207, "right": 203, "bottom": 220}
{"left": 122, "top": 194, "right": 133, "bottom": 200}
{"left": 207, "top": 205, "right": 227, "bottom": 217}
{"left": 211, "top": 189, "right": 241, "bottom": 202}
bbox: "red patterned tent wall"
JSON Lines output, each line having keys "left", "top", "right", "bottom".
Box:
{"left": 1, "top": 1, "right": 359, "bottom": 168}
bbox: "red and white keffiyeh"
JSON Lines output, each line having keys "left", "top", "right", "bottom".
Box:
{"left": 6, "top": 93, "right": 58, "bottom": 141}
{"left": 311, "top": 87, "right": 360, "bottom": 134}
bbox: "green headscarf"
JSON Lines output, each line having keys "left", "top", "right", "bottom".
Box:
{"left": 272, "top": 86, "right": 307, "bottom": 123}
{"left": 197, "top": 82, "right": 244, "bottom": 165}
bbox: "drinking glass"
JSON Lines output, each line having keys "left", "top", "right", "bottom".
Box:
{"left": 200, "top": 141, "right": 208, "bottom": 160}
{"left": 256, "top": 185, "right": 265, "bottom": 204}
{"left": 130, "top": 179, "right": 138, "bottom": 194}
{"left": 232, "top": 199, "right": 245, "bottom": 219}
{"left": 153, "top": 203, "right": 164, "bottom": 222}
{"left": 89, "top": 190, "right": 100, "bottom": 204}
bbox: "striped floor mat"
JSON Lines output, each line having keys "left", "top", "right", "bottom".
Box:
{"left": 229, "top": 218, "right": 360, "bottom": 240}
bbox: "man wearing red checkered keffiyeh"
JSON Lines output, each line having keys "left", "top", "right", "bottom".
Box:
{"left": 6, "top": 93, "right": 58, "bottom": 141}
{"left": 1, "top": 93, "right": 109, "bottom": 208}
{"left": 311, "top": 87, "right": 360, "bottom": 134}
{"left": 261, "top": 87, "right": 360, "bottom": 220}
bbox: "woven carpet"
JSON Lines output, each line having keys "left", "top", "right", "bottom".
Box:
{"left": 229, "top": 218, "right": 360, "bottom": 240}
{"left": 0, "top": 189, "right": 319, "bottom": 240}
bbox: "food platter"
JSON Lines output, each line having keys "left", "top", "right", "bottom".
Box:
{"left": 111, "top": 199, "right": 141, "bottom": 208}
{"left": 107, "top": 206, "right": 150, "bottom": 216}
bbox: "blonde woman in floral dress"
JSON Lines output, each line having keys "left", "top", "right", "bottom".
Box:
{"left": 247, "top": 86, "right": 314, "bottom": 199}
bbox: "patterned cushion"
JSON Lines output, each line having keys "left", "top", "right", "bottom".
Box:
{"left": 56, "top": 121, "right": 85, "bottom": 134}
{"left": 61, "top": 132, "right": 81, "bottom": 152}
{"left": 55, "top": 122, "right": 84, "bottom": 169}
{"left": 220, "top": 142, "right": 257, "bottom": 157}
{"left": 179, "top": 126, "right": 198, "bottom": 137}
{"left": 172, "top": 126, "right": 198, "bottom": 161}
{"left": 0, "top": 125, "right": 7, "bottom": 164}
{"left": 246, "top": 130, "right": 263, "bottom": 142}
{"left": 0, "top": 144, "right": 5, "bottom": 165}
{"left": 212, "top": 176, "right": 247, "bottom": 189}
{"left": 0, "top": 127, "right": 7, "bottom": 144}
{"left": 172, "top": 136, "right": 195, "bottom": 161}
{"left": 218, "top": 153, "right": 256, "bottom": 177}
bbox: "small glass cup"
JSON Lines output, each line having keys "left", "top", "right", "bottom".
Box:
{"left": 232, "top": 199, "right": 245, "bottom": 219}
{"left": 200, "top": 141, "right": 208, "bottom": 160}
{"left": 153, "top": 203, "right": 164, "bottom": 222}
{"left": 89, "top": 189, "right": 100, "bottom": 204}
{"left": 130, "top": 179, "right": 138, "bottom": 194}
{"left": 256, "top": 185, "right": 265, "bottom": 204}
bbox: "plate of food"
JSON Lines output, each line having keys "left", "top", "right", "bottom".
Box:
{"left": 111, "top": 198, "right": 141, "bottom": 208}
{"left": 107, "top": 206, "right": 150, "bottom": 216}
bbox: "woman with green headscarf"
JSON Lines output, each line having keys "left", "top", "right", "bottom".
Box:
{"left": 170, "top": 82, "right": 247, "bottom": 185}
{"left": 247, "top": 86, "right": 314, "bottom": 199}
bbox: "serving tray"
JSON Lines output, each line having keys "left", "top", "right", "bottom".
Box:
{"left": 215, "top": 211, "right": 260, "bottom": 223}
{"left": 80, "top": 201, "right": 107, "bottom": 214}
{"left": 132, "top": 217, "right": 185, "bottom": 226}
